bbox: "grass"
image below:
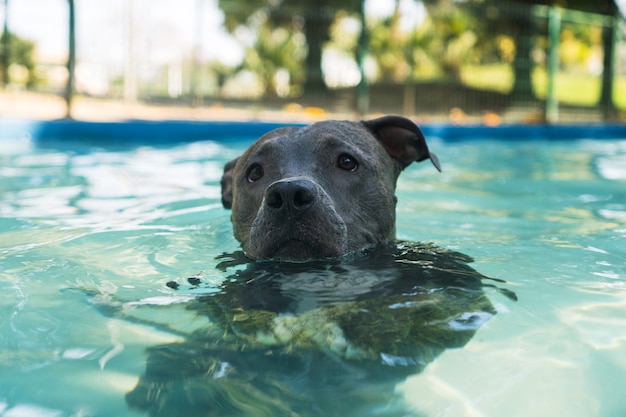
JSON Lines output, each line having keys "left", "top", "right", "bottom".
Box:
{"left": 613, "top": 76, "right": 626, "bottom": 110}
{"left": 461, "top": 63, "right": 626, "bottom": 109}
{"left": 531, "top": 67, "right": 601, "bottom": 106}
{"left": 460, "top": 64, "right": 514, "bottom": 94}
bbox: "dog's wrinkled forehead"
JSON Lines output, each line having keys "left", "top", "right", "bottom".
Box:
{"left": 298, "top": 120, "right": 371, "bottom": 142}
{"left": 239, "top": 121, "right": 381, "bottom": 167}
{"left": 269, "top": 121, "right": 370, "bottom": 146}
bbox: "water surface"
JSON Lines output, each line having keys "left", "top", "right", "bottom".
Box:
{"left": 1, "top": 133, "right": 625, "bottom": 417}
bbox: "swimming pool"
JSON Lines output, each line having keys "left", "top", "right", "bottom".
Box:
{"left": 1, "top": 120, "right": 625, "bottom": 417}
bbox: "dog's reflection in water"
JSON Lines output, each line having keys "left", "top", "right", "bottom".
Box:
{"left": 126, "top": 242, "right": 515, "bottom": 417}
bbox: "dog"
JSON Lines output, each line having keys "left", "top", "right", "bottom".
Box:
{"left": 123, "top": 117, "right": 517, "bottom": 416}
{"left": 221, "top": 115, "right": 441, "bottom": 261}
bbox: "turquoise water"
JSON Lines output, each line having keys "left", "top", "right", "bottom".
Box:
{"left": 1, "top": 131, "right": 625, "bottom": 417}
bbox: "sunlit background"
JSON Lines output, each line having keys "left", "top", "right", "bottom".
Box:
{"left": 1, "top": 0, "right": 626, "bottom": 122}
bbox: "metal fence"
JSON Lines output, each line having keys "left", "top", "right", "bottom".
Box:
{"left": 1, "top": 0, "right": 625, "bottom": 123}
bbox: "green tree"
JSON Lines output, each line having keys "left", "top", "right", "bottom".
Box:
{"left": 0, "top": 30, "right": 36, "bottom": 87}
{"left": 423, "top": 0, "right": 478, "bottom": 80}
{"left": 412, "top": 0, "right": 534, "bottom": 97}
{"left": 368, "top": 0, "right": 477, "bottom": 83}
{"left": 368, "top": 5, "right": 412, "bottom": 82}
{"left": 218, "top": 0, "right": 361, "bottom": 94}
{"left": 461, "top": 1, "right": 535, "bottom": 98}
{"left": 240, "top": 18, "right": 306, "bottom": 96}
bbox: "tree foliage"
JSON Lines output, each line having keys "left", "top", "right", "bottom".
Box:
{"left": 218, "top": 0, "right": 361, "bottom": 92}
{"left": 367, "top": 0, "right": 480, "bottom": 83}
{"left": 216, "top": 0, "right": 608, "bottom": 100}
{"left": 240, "top": 19, "right": 306, "bottom": 96}
{"left": 0, "top": 31, "right": 36, "bottom": 87}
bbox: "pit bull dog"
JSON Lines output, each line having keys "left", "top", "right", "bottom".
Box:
{"left": 221, "top": 115, "right": 441, "bottom": 261}
{"left": 123, "top": 117, "right": 517, "bottom": 416}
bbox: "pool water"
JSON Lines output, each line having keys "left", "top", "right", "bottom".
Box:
{"left": 1, "top": 129, "right": 625, "bottom": 417}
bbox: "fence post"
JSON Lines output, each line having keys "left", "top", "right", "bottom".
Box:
{"left": 600, "top": 15, "right": 618, "bottom": 120}
{"left": 545, "top": 5, "right": 561, "bottom": 124}
{"left": 64, "top": 0, "right": 75, "bottom": 118}
{"left": 1, "top": 0, "right": 9, "bottom": 88}
{"left": 356, "top": 0, "right": 369, "bottom": 115}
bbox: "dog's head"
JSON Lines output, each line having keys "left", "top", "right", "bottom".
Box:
{"left": 221, "top": 115, "right": 440, "bottom": 261}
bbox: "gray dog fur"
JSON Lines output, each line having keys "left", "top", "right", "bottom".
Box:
{"left": 221, "top": 115, "right": 440, "bottom": 261}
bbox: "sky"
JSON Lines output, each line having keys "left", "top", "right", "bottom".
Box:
{"left": 2, "top": 0, "right": 242, "bottom": 64}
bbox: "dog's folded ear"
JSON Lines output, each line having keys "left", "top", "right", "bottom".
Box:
{"left": 363, "top": 115, "right": 441, "bottom": 172}
{"left": 221, "top": 157, "right": 238, "bottom": 209}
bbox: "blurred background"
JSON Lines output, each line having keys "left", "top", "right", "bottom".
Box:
{"left": 1, "top": 0, "right": 625, "bottom": 123}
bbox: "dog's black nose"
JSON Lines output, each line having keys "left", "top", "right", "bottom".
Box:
{"left": 265, "top": 178, "right": 316, "bottom": 214}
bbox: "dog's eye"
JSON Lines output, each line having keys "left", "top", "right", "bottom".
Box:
{"left": 337, "top": 154, "right": 358, "bottom": 172}
{"left": 246, "top": 164, "right": 264, "bottom": 182}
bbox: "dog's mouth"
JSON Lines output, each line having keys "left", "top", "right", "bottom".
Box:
{"left": 266, "top": 239, "right": 339, "bottom": 262}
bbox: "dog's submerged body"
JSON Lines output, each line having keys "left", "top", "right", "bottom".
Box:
{"left": 126, "top": 242, "right": 502, "bottom": 417}
{"left": 221, "top": 116, "right": 440, "bottom": 261}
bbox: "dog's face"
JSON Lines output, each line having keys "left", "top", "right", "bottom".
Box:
{"left": 221, "top": 116, "right": 440, "bottom": 261}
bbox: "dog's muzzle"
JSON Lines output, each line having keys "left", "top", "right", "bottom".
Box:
{"left": 247, "top": 177, "right": 347, "bottom": 261}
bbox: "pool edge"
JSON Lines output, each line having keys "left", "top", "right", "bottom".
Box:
{"left": 1, "top": 118, "right": 626, "bottom": 143}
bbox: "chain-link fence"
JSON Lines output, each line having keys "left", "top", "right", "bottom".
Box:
{"left": 1, "top": 0, "right": 625, "bottom": 123}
